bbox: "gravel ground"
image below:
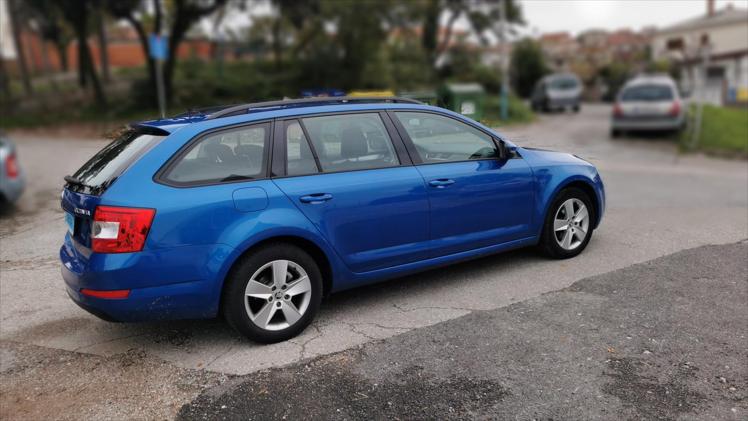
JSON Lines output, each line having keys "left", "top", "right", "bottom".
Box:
{"left": 178, "top": 241, "right": 748, "bottom": 420}
{"left": 0, "top": 341, "right": 229, "bottom": 420}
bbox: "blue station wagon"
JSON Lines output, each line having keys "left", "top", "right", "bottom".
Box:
{"left": 60, "top": 97, "right": 605, "bottom": 343}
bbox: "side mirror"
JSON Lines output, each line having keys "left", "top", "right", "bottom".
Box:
{"left": 497, "top": 139, "right": 508, "bottom": 160}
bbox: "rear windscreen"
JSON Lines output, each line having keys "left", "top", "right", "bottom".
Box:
{"left": 70, "top": 129, "right": 164, "bottom": 195}
{"left": 549, "top": 78, "right": 578, "bottom": 90}
{"left": 620, "top": 84, "right": 674, "bottom": 102}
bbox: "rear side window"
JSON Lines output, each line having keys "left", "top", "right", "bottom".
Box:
{"left": 620, "top": 84, "right": 674, "bottom": 102}
{"left": 394, "top": 112, "right": 497, "bottom": 163}
{"left": 300, "top": 113, "right": 399, "bottom": 173}
{"left": 71, "top": 129, "right": 164, "bottom": 195}
{"left": 164, "top": 123, "right": 269, "bottom": 184}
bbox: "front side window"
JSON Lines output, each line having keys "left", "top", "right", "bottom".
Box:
{"left": 165, "top": 123, "right": 268, "bottom": 184}
{"left": 300, "top": 113, "right": 399, "bottom": 172}
{"left": 285, "top": 121, "right": 318, "bottom": 176}
{"left": 394, "top": 112, "right": 497, "bottom": 163}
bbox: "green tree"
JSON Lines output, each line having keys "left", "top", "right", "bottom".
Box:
{"left": 510, "top": 38, "right": 548, "bottom": 98}
{"left": 23, "top": 0, "right": 74, "bottom": 73}
{"left": 58, "top": 0, "right": 107, "bottom": 106}
{"left": 419, "top": 0, "right": 523, "bottom": 68}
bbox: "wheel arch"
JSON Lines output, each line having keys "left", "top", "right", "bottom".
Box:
{"left": 542, "top": 177, "right": 601, "bottom": 231}
{"left": 218, "top": 234, "right": 335, "bottom": 307}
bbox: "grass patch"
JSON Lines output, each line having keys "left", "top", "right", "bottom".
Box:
{"left": 481, "top": 94, "right": 536, "bottom": 127}
{"left": 682, "top": 104, "right": 748, "bottom": 157}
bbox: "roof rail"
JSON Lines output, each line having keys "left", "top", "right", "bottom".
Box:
{"left": 205, "top": 96, "right": 423, "bottom": 120}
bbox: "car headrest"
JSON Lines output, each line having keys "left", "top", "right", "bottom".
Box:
{"left": 341, "top": 127, "right": 368, "bottom": 159}
{"left": 205, "top": 143, "right": 235, "bottom": 163}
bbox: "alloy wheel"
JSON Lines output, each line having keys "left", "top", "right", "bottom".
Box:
{"left": 553, "top": 198, "right": 589, "bottom": 251}
{"left": 244, "top": 260, "right": 312, "bottom": 331}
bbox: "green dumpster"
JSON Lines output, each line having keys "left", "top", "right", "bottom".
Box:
{"left": 438, "top": 83, "right": 485, "bottom": 120}
{"left": 398, "top": 90, "right": 438, "bottom": 106}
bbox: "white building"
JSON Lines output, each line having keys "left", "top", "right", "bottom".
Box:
{"left": 651, "top": 2, "right": 748, "bottom": 105}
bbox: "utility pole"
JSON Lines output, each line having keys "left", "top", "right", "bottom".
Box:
{"left": 690, "top": 41, "right": 711, "bottom": 150}
{"left": 498, "top": 0, "right": 509, "bottom": 121}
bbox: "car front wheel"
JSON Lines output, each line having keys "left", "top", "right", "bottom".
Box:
{"left": 539, "top": 188, "right": 595, "bottom": 259}
{"left": 222, "top": 243, "right": 322, "bottom": 343}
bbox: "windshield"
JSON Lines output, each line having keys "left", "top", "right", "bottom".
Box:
{"left": 69, "top": 129, "right": 164, "bottom": 195}
{"left": 548, "top": 77, "right": 579, "bottom": 90}
{"left": 620, "top": 84, "right": 674, "bottom": 102}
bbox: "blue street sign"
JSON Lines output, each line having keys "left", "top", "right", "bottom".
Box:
{"left": 149, "top": 34, "right": 168, "bottom": 60}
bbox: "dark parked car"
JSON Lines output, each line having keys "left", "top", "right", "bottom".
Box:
{"left": 531, "top": 73, "right": 583, "bottom": 112}
{"left": 60, "top": 97, "right": 605, "bottom": 343}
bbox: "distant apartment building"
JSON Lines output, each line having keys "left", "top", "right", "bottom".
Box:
{"left": 538, "top": 32, "right": 578, "bottom": 70}
{"left": 537, "top": 28, "right": 651, "bottom": 100}
{"left": 651, "top": 2, "right": 748, "bottom": 105}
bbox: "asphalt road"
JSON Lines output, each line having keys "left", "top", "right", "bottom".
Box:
{"left": 1, "top": 104, "right": 746, "bottom": 418}
{"left": 177, "top": 241, "right": 748, "bottom": 420}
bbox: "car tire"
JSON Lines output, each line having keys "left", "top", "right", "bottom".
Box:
{"left": 222, "top": 243, "right": 323, "bottom": 343}
{"left": 573, "top": 105, "right": 580, "bottom": 113}
{"left": 539, "top": 187, "right": 595, "bottom": 259}
{"left": 610, "top": 129, "right": 620, "bottom": 138}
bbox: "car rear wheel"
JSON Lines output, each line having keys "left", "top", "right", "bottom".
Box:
{"left": 222, "top": 243, "right": 322, "bottom": 343}
{"left": 539, "top": 188, "right": 594, "bottom": 259}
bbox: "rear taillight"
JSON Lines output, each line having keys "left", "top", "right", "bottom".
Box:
{"left": 612, "top": 102, "right": 624, "bottom": 117}
{"left": 81, "top": 288, "right": 130, "bottom": 299}
{"left": 669, "top": 100, "right": 681, "bottom": 116}
{"left": 5, "top": 152, "right": 18, "bottom": 178}
{"left": 92, "top": 206, "right": 155, "bottom": 253}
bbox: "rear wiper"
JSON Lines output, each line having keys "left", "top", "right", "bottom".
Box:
{"left": 220, "top": 174, "right": 255, "bottom": 182}
{"left": 64, "top": 175, "right": 89, "bottom": 187}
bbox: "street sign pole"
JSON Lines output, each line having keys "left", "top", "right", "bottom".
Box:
{"left": 149, "top": 33, "right": 168, "bottom": 119}
{"left": 156, "top": 58, "right": 166, "bottom": 119}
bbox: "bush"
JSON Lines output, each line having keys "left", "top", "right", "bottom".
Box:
{"left": 482, "top": 94, "right": 535, "bottom": 126}
{"left": 510, "top": 38, "right": 548, "bottom": 98}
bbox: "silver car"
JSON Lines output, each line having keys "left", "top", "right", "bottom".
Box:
{"left": 611, "top": 75, "right": 685, "bottom": 137}
{"left": 0, "top": 132, "right": 25, "bottom": 204}
{"left": 531, "top": 73, "right": 583, "bottom": 112}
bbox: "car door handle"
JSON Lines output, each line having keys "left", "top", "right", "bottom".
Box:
{"left": 299, "top": 193, "right": 333, "bottom": 204}
{"left": 428, "top": 179, "right": 455, "bottom": 188}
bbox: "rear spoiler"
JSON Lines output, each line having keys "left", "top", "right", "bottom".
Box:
{"left": 130, "top": 123, "right": 171, "bottom": 137}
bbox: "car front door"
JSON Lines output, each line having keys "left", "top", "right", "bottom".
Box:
{"left": 272, "top": 112, "right": 431, "bottom": 273}
{"left": 391, "top": 111, "right": 535, "bottom": 257}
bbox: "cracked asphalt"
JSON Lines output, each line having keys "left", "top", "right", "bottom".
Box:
{"left": 1, "top": 104, "right": 746, "bottom": 419}
{"left": 176, "top": 241, "right": 748, "bottom": 420}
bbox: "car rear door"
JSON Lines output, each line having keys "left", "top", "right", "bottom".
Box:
{"left": 390, "top": 110, "right": 534, "bottom": 257}
{"left": 271, "top": 112, "right": 430, "bottom": 273}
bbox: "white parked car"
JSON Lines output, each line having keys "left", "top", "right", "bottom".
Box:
{"left": 0, "top": 132, "right": 25, "bottom": 205}
{"left": 611, "top": 75, "right": 686, "bottom": 137}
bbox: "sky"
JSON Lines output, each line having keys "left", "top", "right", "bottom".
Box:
{"left": 520, "top": 0, "right": 747, "bottom": 36}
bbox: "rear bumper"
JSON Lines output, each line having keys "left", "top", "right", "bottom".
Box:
{"left": 548, "top": 98, "right": 580, "bottom": 109}
{"left": 0, "top": 172, "right": 25, "bottom": 203}
{"left": 611, "top": 116, "right": 684, "bottom": 131}
{"left": 60, "top": 234, "right": 235, "bottom": 322}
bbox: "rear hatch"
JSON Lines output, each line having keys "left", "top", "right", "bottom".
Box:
{"left": 62, "top": 126, "right": 166, "bottom": 249}
{"left": 619, "top": 84, "right": 677, "bottom": 118}
{"left": 547, "top": 76, "right": 581, "bottom": 100}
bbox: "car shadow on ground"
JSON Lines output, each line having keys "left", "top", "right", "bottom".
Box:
{"left": 29, "top": 244, "right": 551, "bottom": 355}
